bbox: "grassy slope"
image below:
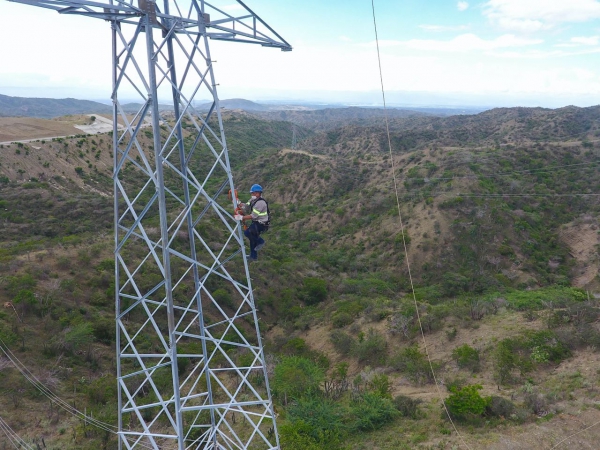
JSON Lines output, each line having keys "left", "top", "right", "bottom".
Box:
{"left": 1, "top": 107, "right": 600, "bottom": 449}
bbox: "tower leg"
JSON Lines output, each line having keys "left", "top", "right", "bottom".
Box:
{"left": 111, "top": 4, "right": 279, "bottom": 449}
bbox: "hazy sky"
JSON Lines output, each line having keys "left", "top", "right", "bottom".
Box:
{"left": 1, "top": 0, "right": 600, "bottom": 108}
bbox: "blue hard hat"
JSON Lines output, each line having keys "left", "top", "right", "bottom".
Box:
{"left": 250, "top": 184, "right": 263, "bottom": 193}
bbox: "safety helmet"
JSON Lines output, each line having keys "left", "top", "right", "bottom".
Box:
{"left": 250, "top": 184, "right": 263, "bottom": 193}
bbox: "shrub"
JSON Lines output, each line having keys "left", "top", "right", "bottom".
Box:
{"left": 86, "top": 376, "right": 116, "bottom": 406}
{"left": 452, "top": 344, "right": 481, "bottom": 372}
{"left": 212, "top": 288, "right": 233, "bottom": 309}
{"left": 286, "top": 397, "right": 346, "bottom": 445}
{"left": 523, "top": 392, "right": 548, "bottom": 415}
{"left": 63, "top": 322, "right": 95, "bottom": 352}
{"left": 369, "top": 374, "right": 392, "bottom": 399}
{"left": 272, "top": 356, "right": 324, "bottom": 402}
{"left": 279, "top": 421, "right": 332, "bottom": 450}
{"left": 301, "top": 277, "right": 328, "bottom": 305}
{"left": 393, "top": 395, "right": 422, "bottom": 419}
{"left": 349, "top": 392, "right": 398, "bottom": 431}
{"left": 352, "top": 329, "right": 387, "bottom": 366}
{"left": 92, "top": 317, "right": 114, "bottom": 344}
{"left": 332, "top": 312, "right": 353, "bottom": 328}
{"left": 486, "top": 396, "right": 516, "bottom": 418}
{"left": 441, "top": 272, "right": 469, "bottom": 296}
{"left": 391, "top": 345, "right": 437, "bottom": 385}
{"left": 525, "top": 330, "right": 571, "bottom": 364}
{"left": 329, "top": 330, "right": 355, "bottom": 356}
{"left": 445, "top": 384, "right": 490, "bottom": 421}
{"left": 493, "top": 339, "right": 524, "bottom": 385}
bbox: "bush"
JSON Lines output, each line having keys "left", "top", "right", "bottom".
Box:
{"left": 369, "top": 374, "right": 392, "bottom": 399}
{"left": 493, "top": 338, "right": 525, "bottom": 385}
{"left": 393, "top": 395, "right": 422, "bottom": 419}
{"left": 330, "top": 330, "right": 355, "bottom": 356}
{"left": 92, "top": 318, "right": 114, "bottom": 344}
{"left": 63, "top": 322, "right": 95, "bottom": 352}
{"left": 452, "top": 344, "right": 481, "bottom": 372}
{"left": 301, "top": 278, "right": 328, "bottom": 305}
{"left": 523, "top": 392, "right": 548, "bottom": 415}
{"left": 486, "top": 396, "right": 516, "bottom": 418}
{"left": 332, "top": 312, "right": 353, "bottom": 328}
{"left": 287, "top": 397, "right": 346, "bottom": 445}
{"left": 442, "top": 272, "right": 469, "bottom": 296}
{"left": 445, "top": 384, "right": 490, "bottom": 421}
{"left": 352, "top": 329, "right": 387, "bottom": 366}
{"left": 391, "top": 345, "right": 437, "bottom": 385}
{"left": 279, "top": 421, "right": 330, "bottom": 450}
{"left": 349, "top": 392, "right": 398, "bottom": 431}
{"left": 272, "top": 356, "right": 324, "bottom": 402}
{"left": 212, "top": 288, "right": 233, "bottom": 309}
{"left": 86, "top": 376, "right": 116, "bottom": 406}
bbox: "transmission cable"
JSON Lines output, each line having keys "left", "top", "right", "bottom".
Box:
{"left": 0, "top": 414, "right": 33, "bottom": 450}
{"left": 551, "top": 418, "right": 600, "bottom": 448}
{"left": 370, "top": 1, "right": 471, "bottom": 449}
{"left": 0, "top": 338, "right": 155, "bottom": 449}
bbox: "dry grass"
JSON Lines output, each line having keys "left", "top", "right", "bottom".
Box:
{"left": 0, "top": 117, "right": 82, "bottom": 143}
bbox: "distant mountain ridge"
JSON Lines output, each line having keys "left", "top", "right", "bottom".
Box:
{"left": 0, "top": 94, "right": 113, "bottom": 118}
{"left": 0, "top": 94, "right": 172, "bottom": 119}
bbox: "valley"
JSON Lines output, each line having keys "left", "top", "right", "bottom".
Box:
{"left": 1, "top": 103, "right": 600, "bottom": 449}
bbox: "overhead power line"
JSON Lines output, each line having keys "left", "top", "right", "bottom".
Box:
{"left": 0, "top": 338, "right": 155, "bottom": 449}
{"left": 370, "top": 1, "right": 472, "bottom": 449}
{"left": 0, "top": 414, "right": 34, "bottom": 450}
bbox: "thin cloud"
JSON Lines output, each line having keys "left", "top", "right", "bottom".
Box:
{"left": 222, "top": 4, "right": 245, "bottom": 12}
{"left": 490, "top": 46, "right": 600, "bottom": 59}
{"left": 571, "top": 35, "right": 600, "bottom": 45}
{"left": 457, "top": 1, "right": 469, "bottom": 11}
{"left": 370, "top": 33, "right": 543, "bottom": 52}
{"left": 419, "top": 24, "right": 470, "bottom": 32}
{"left": 484, "top": 0, "right": 600, "bottom": 31}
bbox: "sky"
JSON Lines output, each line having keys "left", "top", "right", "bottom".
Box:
{"left": 1, "top": 0, "right": 600, "bottom": 108}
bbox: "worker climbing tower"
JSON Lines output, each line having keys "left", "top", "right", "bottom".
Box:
{"left": 7, "top": 1, "right": 291, "bottom": 448}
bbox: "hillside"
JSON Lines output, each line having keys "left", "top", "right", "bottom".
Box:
{"left": 1, "top": 105, "right": 600, "bottom": 449}
{"left": 254, "top": 106, "right": 434, "bottom": 131}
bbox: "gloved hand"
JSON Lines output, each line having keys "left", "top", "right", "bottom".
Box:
{"left": 234, "top": 214, "right": 244, "bottom": 221}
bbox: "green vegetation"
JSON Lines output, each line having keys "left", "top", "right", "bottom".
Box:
{"left": 2, "top": 106, "right": 600, "bottom": 448}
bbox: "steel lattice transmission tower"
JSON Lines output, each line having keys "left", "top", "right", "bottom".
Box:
{"left": 8, "top": 1, "right": 291, "bottom": 448}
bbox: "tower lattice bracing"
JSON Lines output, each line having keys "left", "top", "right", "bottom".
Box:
{"left": 7, "top": 1, "right": 291, "bottom": 448}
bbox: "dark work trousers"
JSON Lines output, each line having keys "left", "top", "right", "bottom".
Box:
{"left": 244, "top": 222, "right": 266, "bottom": 259}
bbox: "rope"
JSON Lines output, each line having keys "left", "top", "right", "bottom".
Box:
{"left": 370, "top": 1, "right": 472, "bottom": 448}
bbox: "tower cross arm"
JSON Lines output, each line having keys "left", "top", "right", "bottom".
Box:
{"left": 7, "top": 0, "right": 141, "bottom": 18}
{"left": 7, "top": 0, "right": 292, "bottom": 51}
{"left": 203, "top": 0, "right": 292, "bottom": 51}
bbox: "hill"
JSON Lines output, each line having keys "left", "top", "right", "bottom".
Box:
{"left": 1, "top": 105, "right": 600, "bottom": 449}
{"left": 0, "top": 94, "right": 113, "bottom": 119}
{"left": 254, "top": 106, "right": 435, "bottom": 131}
{"left": 0, "top": 94, "right": 174, "bottom": 119}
